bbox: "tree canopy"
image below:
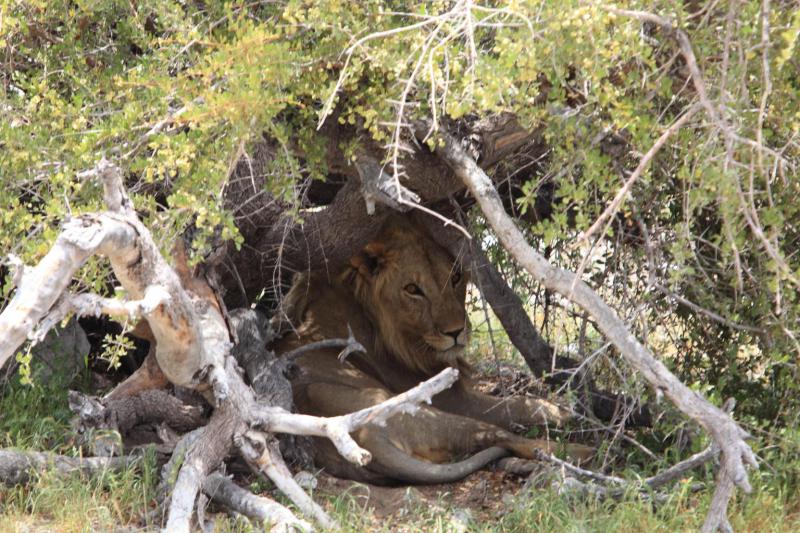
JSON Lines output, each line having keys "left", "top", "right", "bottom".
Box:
{"left": 2, "top": 0, "right": 799, "bottom": 428}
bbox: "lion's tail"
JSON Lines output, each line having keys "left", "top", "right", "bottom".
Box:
{"left": 368, "top": 434, "right": 509, "bottom": 484}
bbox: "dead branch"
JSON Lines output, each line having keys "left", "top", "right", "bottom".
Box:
{"left": 69, "top": 390, "right": 206, "bottom": 436}
{"left": 34, "top": 291, "right": 171, "bottom": 344}
{"left": 0, "top": 158, "right": 467, "bottom": 531}
{"left": 202, "top": 472, "right": 312, "bottom": 532}
{"left": 1, "top": 159, "right": 230, "bottom": 394}
{"left": 253, "top": 367, "right": 460, "bottom": 465}
{"left": 434, "top": 131, "right": 757, "bottom": 533}
{"left": 501, "top": 444, "right": 715, "bottom": 504}
{"left": 355, "top": 152, "right": 420, "bottom": 214}
{"left": 646, "top": 445, "right": 716, "bottom": 490}
{"left": 238, "top": 433, "right": 335, "bottom": 530}
{"left": 0, "top": 449, "right": 137, "bottom": 485}
{"left": 278, "top": 332, "right": 366, "bottom": 363}
{"left": 0, "top": 214, "right": 139, "bottom": 370}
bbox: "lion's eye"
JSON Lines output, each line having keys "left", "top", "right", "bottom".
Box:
{"left": 404, "top": 283, "right": 424, "bottom": 296}
{"left": 451, "top": 271, "right": 462, "bottom": 286}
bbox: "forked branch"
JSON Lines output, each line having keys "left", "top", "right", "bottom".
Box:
{"left": 0, "top": 158, "right": 464, "bottom": 532}
{"left": 434, "top": 132, "right": 756, "bottom": 533}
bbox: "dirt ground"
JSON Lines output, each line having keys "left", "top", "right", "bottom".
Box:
{"left": 314, "top": 466, "right": 528, "bottom": 529}
{"left": 308, "top": 365, "right": 556, "bottom": 528}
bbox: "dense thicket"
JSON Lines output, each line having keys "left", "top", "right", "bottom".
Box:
{"left": 1, "top": 0, "right": 798, "bottom": 429}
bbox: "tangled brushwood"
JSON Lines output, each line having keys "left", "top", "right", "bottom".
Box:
{"left": 0, "top": 145, "right": 756, "bottom": 532}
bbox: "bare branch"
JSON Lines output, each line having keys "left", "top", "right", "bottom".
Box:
{"left": 434, "top": 131, "right": 757, "bottom": 533}
{"left": 0, "top": 160, "right": 230, "bottom": 392}
{"left": 202, "top": 472, "right": 312, "bottom": 532}
{"left": 68, "top": 390, "right": 205, "bottom": 435}
{"left": 32, "top": 288, "right": 171, "bottom": 345}
{"left": 0, "top": 449, "right": 138, "bottom": 485}
{"left": 577, "top": 103, "right": 701, "bottom": 247}
{"left": 238, "top": 433, "right": 336, "bottom": 530}
{"left": 277, "top": 332, "right": 366, "bottom": 364}
{"left": 355, "top": 152, "right": 420, "bottom": 214}
{"left": 0, "top": 215, "right": 139, "bottom": 370}
{"left": 646, "top": 445, "right": 716, "bottom": 490}
{"left": 255, "top": 367, "right": 459, "bottom": 465}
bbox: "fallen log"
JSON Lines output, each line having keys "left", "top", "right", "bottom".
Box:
{"left": 0, "top": 449, "right": 138, "bottom": 486}
{"left": 0, "top": 159, "right": 464, "bottom": 531}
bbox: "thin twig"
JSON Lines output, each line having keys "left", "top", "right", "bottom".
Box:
{"left": 577, "top": 103, "right": 701, "bottom": 248}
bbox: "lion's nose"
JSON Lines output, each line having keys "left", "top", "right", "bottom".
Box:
{"left": 444, "top": 327, "right": 464, "bottom": 343}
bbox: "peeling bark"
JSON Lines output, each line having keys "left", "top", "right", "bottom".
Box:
{"left": 0, "top": 158, "right": 468, "bottom": 531}
{"left": 69, "top": 389, "right": 206, "bottom": 436}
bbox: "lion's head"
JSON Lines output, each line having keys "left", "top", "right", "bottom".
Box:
{"left": 344, "top": 218, "right": 469, "bottom": 376}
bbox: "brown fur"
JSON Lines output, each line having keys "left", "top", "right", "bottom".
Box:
{"left": 272, "top": 216, "right": 592, "bottom": 484}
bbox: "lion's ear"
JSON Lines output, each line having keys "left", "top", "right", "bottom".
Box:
{"left": 349, "top": 241, "right": 387, "bottom": 281}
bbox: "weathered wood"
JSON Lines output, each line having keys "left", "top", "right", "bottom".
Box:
{"left": 0, "top": 158, "right": 473, "bottom": 532}
{"left": 238, "top": 433, "right": 335, "bottom": 530}
{"left": 104, "top": 349, "right": 170, "bottom": 401}
{"left": 434, "top": 128, "right": 757, "bottom": 532}
{"left": 253, "top": 367, "right": 460, "bottom": 466}
{"left": 0, "top": 216, "right": 139, "bottom": 371}
{"left": 0, "top": 160, "right": 230, "bottom": 394}
{"left": 69, "top": 389, "right": 206, "bottom": 435}
{"left": 0, "top": 449, "right": 136, "bottom": 485}
{"left": 202, "top": 472, "right": 312, "bottom": 532}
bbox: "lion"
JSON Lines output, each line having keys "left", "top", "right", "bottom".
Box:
{"left": 271, "top": 216, "right": 592, "bottom": 484}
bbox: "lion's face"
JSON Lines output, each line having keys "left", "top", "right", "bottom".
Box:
{"left": 346, "top": 220, "right": 469, "bottom": 375}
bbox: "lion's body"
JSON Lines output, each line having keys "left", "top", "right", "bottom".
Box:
{"left": 271, "top": 217, "right": 590, "bottom": 484}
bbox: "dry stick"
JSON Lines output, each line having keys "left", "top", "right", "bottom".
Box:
{"left": 257, "top": 367, "right": 460, "bottom": 465}
{"left": 0, "top": 449, "right": 138, "bottom": 486}
{"left": 434, "top": 133, "right": 756, "bottom": 533}
{"left": 577, "top": 103, "right": 701, "bottom": 247}
{"left": 203, "top": 473, "right": 312, "bottom": 533}
{"left": 167, "top": 448, "right": 212, "bottom": 531}
{"left": 502, "top": 444, "right": 716, "bottom": 496}
{"left": 278, "top": 329, "right": 366, "bottom": 363}
{"left": 533, "top": 449, "right": 626, "bottom": 486}
{"left": 1, "top": 162, "right": 273, "bottom": 530}
{"left": 605, "top": 6, "right": 797, "bottom": 291}
{"left": 202, "top": 472, "right": 312, "bottom": 532}
{"left": 238, "top": 433, "right": 336, "bottom": 530}
{"left": 542, "top": 444, "right": 717, "bottom": 492}
{"left": 354, "top": 152, "right": 420, "bottom": 215}
{"left": 33, "top": 289, "right": 171, "bottom": 344}
{"left": 646, "top": 446, "right": 716, "bottom": 490}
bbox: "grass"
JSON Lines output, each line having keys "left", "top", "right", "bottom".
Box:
{"left": 2, "top": 365, "right": 800, "bottom": 532}
{"left": 0, "top": 374, "right": 161, "bottom": 532}
{"left": 309, "top": 475, "right": 800, "bottom": 532}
